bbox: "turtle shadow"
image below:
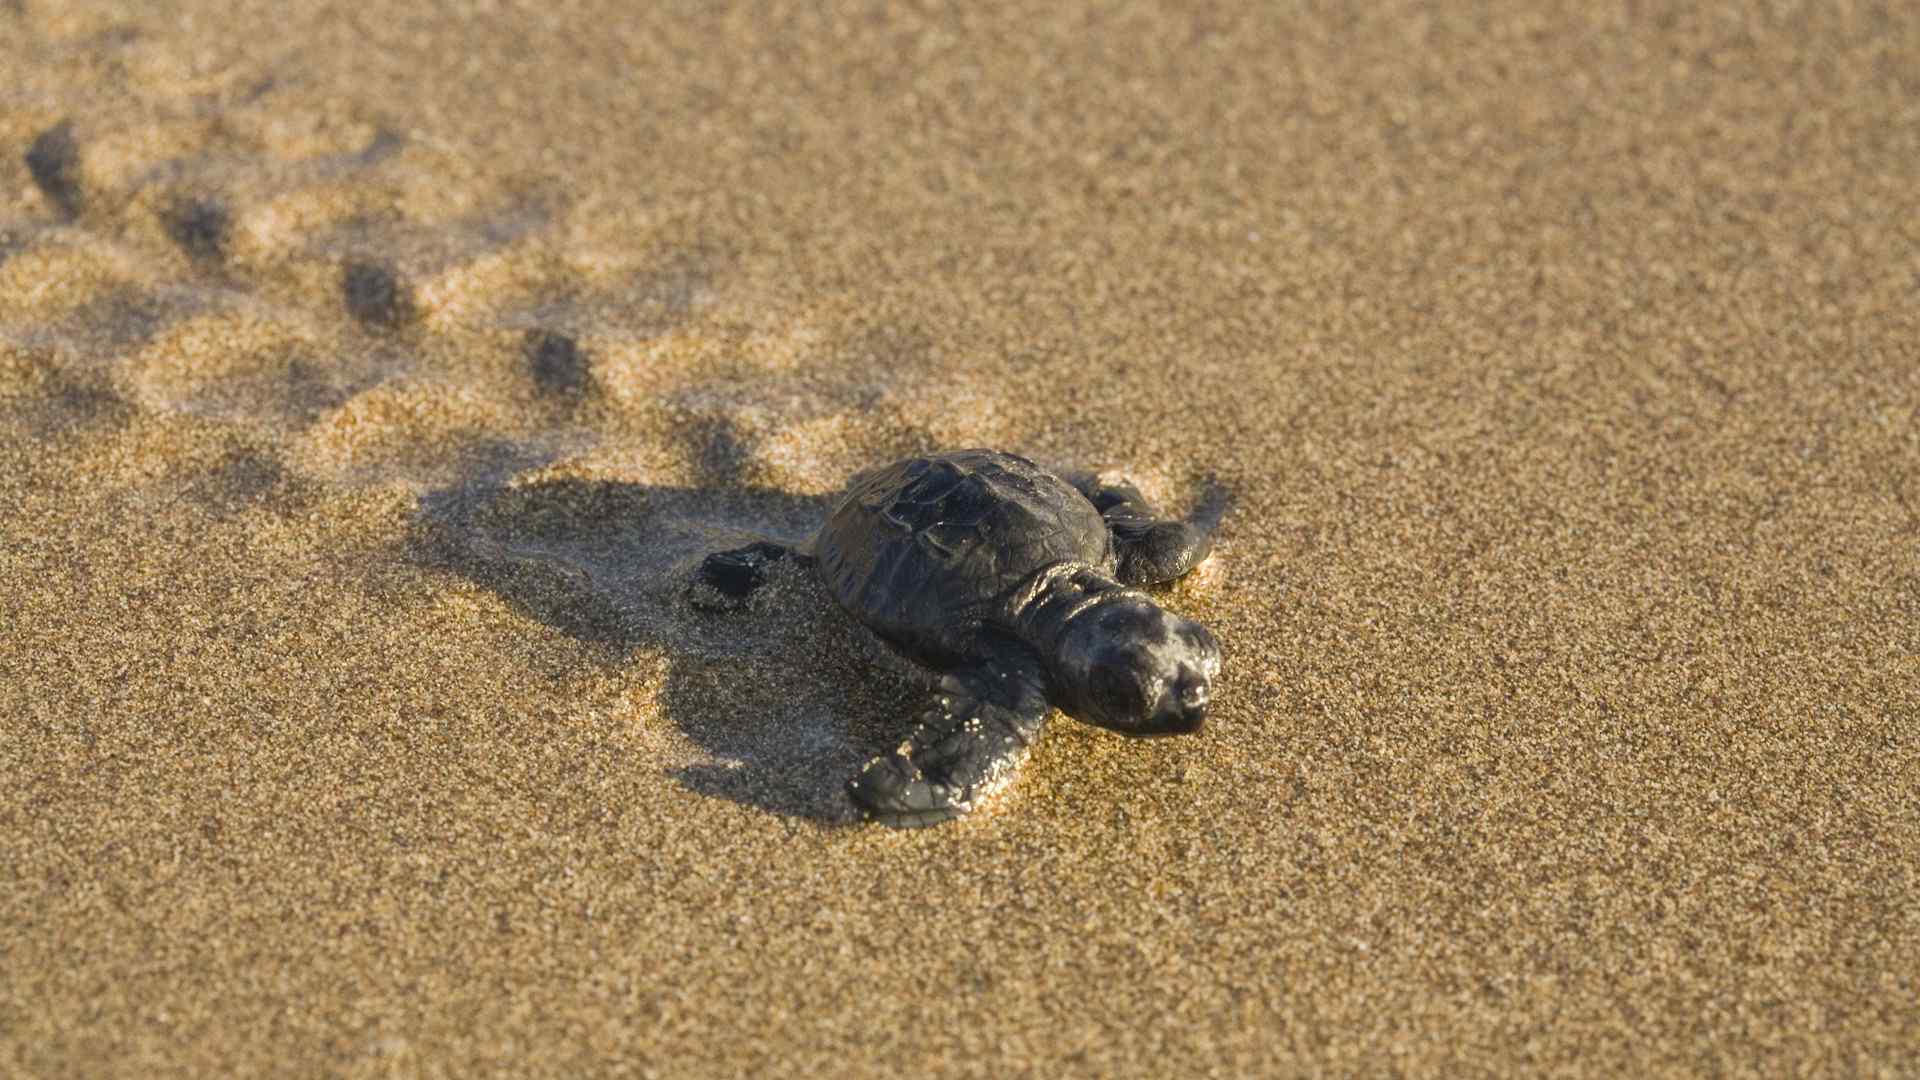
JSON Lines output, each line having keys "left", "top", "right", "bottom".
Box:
{"left": 410, "top": 474, "right": 925, "bottom": 824}
{"left": 408, "top": 460, "right": 1235, "bottom": 824}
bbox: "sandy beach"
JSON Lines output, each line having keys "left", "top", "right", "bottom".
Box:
{"left": 4, "top": 1, "right": 1917, "bottom": 1074}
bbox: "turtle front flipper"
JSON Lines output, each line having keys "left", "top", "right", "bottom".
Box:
{"left": 847, "top": 649, "right": 1050, "bottom": 827}
{"left": 1070, "top": 473, "right": 1218, "bottom": 586}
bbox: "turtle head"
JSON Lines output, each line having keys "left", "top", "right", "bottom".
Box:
{"left": 1053, "top": 597, "right": 1221, "bottom": 736}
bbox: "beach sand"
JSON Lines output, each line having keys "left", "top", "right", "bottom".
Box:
{"left": 3, "top": 1, "right": 1917, "bottom": 1074}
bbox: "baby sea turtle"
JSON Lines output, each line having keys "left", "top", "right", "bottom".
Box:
{"left": 694, "top": 449, "right": 1222, "bottom": 827}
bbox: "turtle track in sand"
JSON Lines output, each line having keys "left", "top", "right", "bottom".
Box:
{"left": 1, "top": 16, "right": 1032, "bottom": 819}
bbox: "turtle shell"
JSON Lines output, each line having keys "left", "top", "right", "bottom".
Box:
{"left": 814, "top": 450, "right": 1113, "bottom": 664}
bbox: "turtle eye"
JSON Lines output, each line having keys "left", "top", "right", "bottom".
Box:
{"left": 1089, "top": 663, "right": 1140, "bottom": 722}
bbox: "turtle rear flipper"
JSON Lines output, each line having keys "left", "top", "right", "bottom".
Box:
{"left": 689, "top": 540, "right": 814, "bottom": 612}
{"left": 847, "top": 650, "right": 1049, "bottom": 827}
{"left": 1070, "top": 473, "right": 1218, "bottom": 586}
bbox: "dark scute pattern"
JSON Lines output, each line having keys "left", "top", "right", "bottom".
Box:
{"left": 815, "top": 450, "right": 1112, "bottom": 658}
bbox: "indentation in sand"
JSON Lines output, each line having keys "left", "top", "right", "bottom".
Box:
{"left": 25, "top": 120, "right": 83, "bottom": 218}
{"left": 291, "top": 375, "right": 571, "bottom": 489}
{"left": 122, "top": 309, "right": 372, "bottom": 428}
{"left": 0, "top": 236, "right": 153, "bottom": 322}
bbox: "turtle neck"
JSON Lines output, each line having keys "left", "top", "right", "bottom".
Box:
{"left": 1001, "top": 561, "right": 1141, "bottom": 663}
